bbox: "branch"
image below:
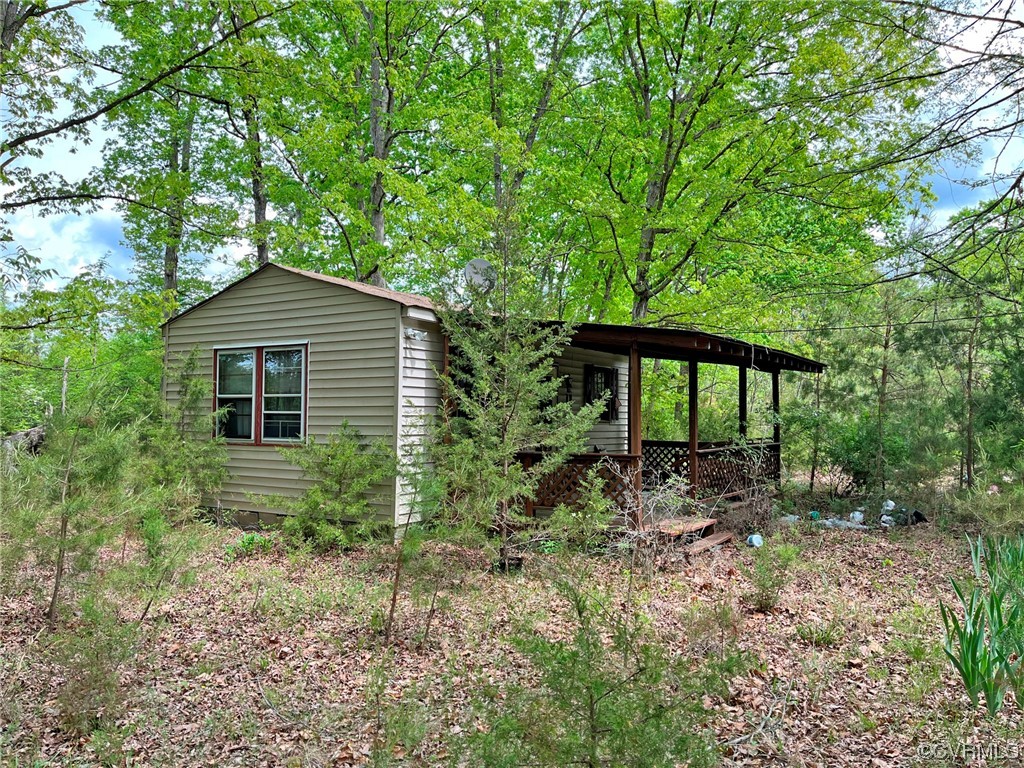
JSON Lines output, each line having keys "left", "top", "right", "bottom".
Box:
{"left": 1, "top": 4, "right": 293, "bottom": 158}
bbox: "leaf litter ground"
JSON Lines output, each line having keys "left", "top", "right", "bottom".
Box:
{"left": 2, "top": 525, "right": 1022, "bottom": 766}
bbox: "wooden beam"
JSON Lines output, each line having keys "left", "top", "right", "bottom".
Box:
{"left": 689, "top": 361, "right": 699, "bottom": 499}
{"left": 771, "top": 369, "right": 781, "bottom": 444}
{"left": 738, "top": 366, "right": 748, "bottom": 439}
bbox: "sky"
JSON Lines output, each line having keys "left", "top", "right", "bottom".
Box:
{"left": 3, "top": 3, "right": 1022, "bottom": 291}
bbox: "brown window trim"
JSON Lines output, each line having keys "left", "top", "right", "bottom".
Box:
{"left": 213, "top": 343, "right": 309, "bottom": 446}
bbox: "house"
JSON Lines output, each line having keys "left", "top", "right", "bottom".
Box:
{"left": 162, "top": 263, "right": 824, "bottom": 529}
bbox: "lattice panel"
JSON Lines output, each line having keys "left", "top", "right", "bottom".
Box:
{"left": 697, "top": 451, "right": 747, "bottom": 496}
{"left": 641, "top": 441, "right": 690, "bottom": 481}
{"left": 533, "top": 456, "right": 640, "bottom": 511}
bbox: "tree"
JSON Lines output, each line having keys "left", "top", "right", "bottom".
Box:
{"left": 433, "top": 257, "right": 604, "bottom": 563}
{"left": 567, "top": 0, "right": 936, "bottom": 321}
{"left": 0, "top": 1, "right": 288, "bottom": 243}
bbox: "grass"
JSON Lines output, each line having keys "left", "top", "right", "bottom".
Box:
{"left": 795, "top": 618, "right": 844, "bottom": 647}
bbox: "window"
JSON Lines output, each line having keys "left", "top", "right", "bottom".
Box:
{"left": 216, "top": 345, "right": 306, "bottom": 443}
{"left": 583, "top": 364, "right": 619, "bottom": 423}
{"left": 217, "top": 351, "right": 255, "bottom": 439}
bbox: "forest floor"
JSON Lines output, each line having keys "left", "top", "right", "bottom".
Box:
{"left": 2, "top": 521, "right": 1023, "bottom": 767}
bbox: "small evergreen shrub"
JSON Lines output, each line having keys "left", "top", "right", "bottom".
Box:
{"left": 461, "top": 578, "right": 717, "bottom": 767}
{"left": 740, "top": 537, "right": 800, "bottom": 612}
{"left": 270, "top": 422, "right": 397, "bottom": 551}
{"left": 48, "top": 596, "right": 139, "bottom": 735}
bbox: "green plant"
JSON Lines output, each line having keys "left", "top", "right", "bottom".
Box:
{"left": 133, "top": 348, "right": 228, "bottom": 523}
{"left": 545, "top": 467, "right": 617, "bottom": 552}
{"left": 364, "top": 655, "right": 429, "bottom": 766}
{"left": 48, "top": 596, "right": 139, "bottom": 735}
{"left": 461, "top": 578, "right": 716, "bottom": 768}
{"left": 431, "top": 264, "right": 605, "bottom": 566}
{"left": 948, "top": 487, "right": 1024, "bottom": 534}
{"left": 940, "top": 581, "right": 1019, "bottom": 716}
{"left": 224, "top": 531, "right": 274, "bottom": 561}
{"left": 270, "top": 421, "right": 397, "bottom": 551}
{"left": 5, "top": 386, "right": 139, "bottom": 626}
{"left": 795, "top": 618, "right": 844, "bottom": 648}
{"left": 740, "top": 538, "right": 800, "bottom": 612}
{"left": 939, "top": 535, "right": 1024, "bottom": 715}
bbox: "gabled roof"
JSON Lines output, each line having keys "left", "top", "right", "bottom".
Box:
{"left": 162, "top": 262, "right": 435, "bottom": 327}
{"left": 163, "top": 263, "right": 824, "bottom": 372}
{"left": 274, "top": 264, "right": 435, "bottom": 311}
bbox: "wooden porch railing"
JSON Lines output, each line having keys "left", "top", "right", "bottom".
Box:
{"left": 520, "top": 439, "right": 780, "bottom": 514}
{"left": 642, "top": 439, "right": 780, "bottom": 498}
{"left": 520, "top": 452, "right": 641, "bottom": 515}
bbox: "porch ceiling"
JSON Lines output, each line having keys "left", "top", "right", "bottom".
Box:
{"left": 568, "top": 323, "right": 824, "bottom": 373}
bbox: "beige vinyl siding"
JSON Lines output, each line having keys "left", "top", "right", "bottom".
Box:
{"left": 163, "top": 265, "right": 399, "bottom": 522}
{"left": 395, "top": 316, "right": 444, "bottom": 526}
{"left": 555, "top": 347, "right": 630, "bottom": 452}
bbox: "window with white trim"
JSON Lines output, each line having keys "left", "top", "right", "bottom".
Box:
{"left": 216, "top": 346, "right": 306, "bottom": 443}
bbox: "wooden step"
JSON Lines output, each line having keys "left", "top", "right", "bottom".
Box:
{"left": 684, "top": 530, "right": 735, "bottom": 555}
{"left": 657, "top": 517, "right": 717, "bottom": 538}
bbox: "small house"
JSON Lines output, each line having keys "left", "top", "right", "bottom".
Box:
{"left": 162, "top": 263, "right": 824, "bottom": 528}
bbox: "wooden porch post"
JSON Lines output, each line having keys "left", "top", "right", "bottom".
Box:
{"left": 771, "top": 369, "right": 781, "bottom": 482}
{"left": 628, "top": 343, "right": 643, "bottom": 525}
{"left": 738, "top": 366, "right": 748, "bottom": 439}
{"left": 688, "top": 361, "right": 699, "bottom": 499}
{"left": 771, "top": 369, "right": 781, "bottom": 444}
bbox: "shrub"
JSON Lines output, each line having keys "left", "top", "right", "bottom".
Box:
{"left": 270, "top": 422, "right": 397, "bottom": 551}
{"left": 48, "top": 596, "right": 139, "bottom": 735}
{"left": 948, "top": 487, "right": 1024, "bottom": 534}
{"left": 462, "top": 578, "right": 716, "bottom": 767}
{"left": 137, "top": 348, "right": 228, "bottom": 518}
{"left": 4, "top": 388, "right": 138, "bottom": 625}
{"left": 740, "top": 537, "right": 800, "bottom": 612}
{"left": 431, "top": 268, "right": 604, "bottom": 565}
{"left": 544, "top": 467, "right": 616, "bottom": 552}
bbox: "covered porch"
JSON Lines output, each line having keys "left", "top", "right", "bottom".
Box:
{"left": 524, "top": 324, "right": 824, "bottom": 520}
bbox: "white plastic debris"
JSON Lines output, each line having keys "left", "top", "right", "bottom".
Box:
{"left": 779, "top": 515, "right": 801, "bottom": 525}
{"left": 882, "top": 499, "right": 896, "bottom": 513}
{"left": 820, "top": 518, "right": 869, "bottom": 530}
{"left": 850, "top": 509, "right": 865, "bottom": 524}
{"left": 880, "top": 514, "right": 896, "bottom": 528}
{"left": 746, "top": 534, "right": 764, "bottom": 548}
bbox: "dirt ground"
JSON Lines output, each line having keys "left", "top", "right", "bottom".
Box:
{"left": 2, "top": 522, "right": 1022, "bottom": 767}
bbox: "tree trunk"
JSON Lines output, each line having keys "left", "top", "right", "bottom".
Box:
{"left": 163, "top": 97, "right": 196, "bottom": 315}
{"left": 243, "top": 99, "right": 269, "bottom": 265}
{"left": 809, "top": 372, "right": 821, "bottom": 492}
{"left": 875, "top": 317, "right": 892, "bottom": 490}
{"left": 363, "top": 2, "right": 390, "bottom": 286}
{"left": 965, "top": 311, "right": 980, "bottom": 489}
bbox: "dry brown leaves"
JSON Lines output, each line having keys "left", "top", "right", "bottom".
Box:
{"left": 2, "top": 526, "right": 1022, "bottom": 766}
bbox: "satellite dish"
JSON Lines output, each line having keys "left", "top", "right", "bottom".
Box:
{"left": 464, "top": 258, "right": 497, "bottom": 292}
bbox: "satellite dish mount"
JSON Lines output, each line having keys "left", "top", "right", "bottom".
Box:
{"left": 464, "top": 258, "right": 497, "bottom": 293}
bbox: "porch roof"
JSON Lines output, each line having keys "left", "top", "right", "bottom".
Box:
{"left": 568, "top": 322, "right": 824, "bottom": 373}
